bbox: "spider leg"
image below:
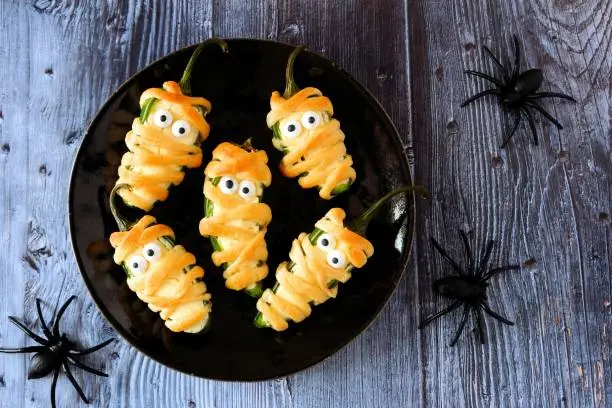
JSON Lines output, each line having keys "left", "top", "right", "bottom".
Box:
{"left": 35, "top": 298, "right": 52, "bottom": 340}
{"left": 50, "top": 367, "right": 59, "bottom": 408}
{"left": 69, "top": 338, "right": 114, "bottom": 356}
{"left": 8, "top": 317, "right": 50, "bottom": 346}
{"left": 524, "top": 102, "right": 563, "bottom": 129}
{"left": 482, "top": 45, "right": 510, "bottom": 81}
{"left": 475, "top": 305, "right": 486, "bottom": 344}
{"left": 459, "top": 230, "right": 474, "bottom": 275}
{"left": 520, "top": 107, "right": 540, "bottom": 146}
{"left": 430, "top": 237, "right": 465, "bottom": 275}
{"left": 460, "top": 89, "right": 500, "bottom": 107}
{"left": 500, "top": 111, "right": 522, "bottom": 148}
{"left": 52, "top": 295, "right": 77, "bottom": 338}
{"left": 418, "top": 300, "right": 462, "bottom": 329}
{"left": 511, "top": 34, "right": 521, "bottom": 78}
{"left": 527, "top": 92, "right": 576, "bottom": 102}
{"left": 449, "top": 305, "right": 471, "bottom": 346}
{"left": 67, "top": 356, "right": 109, "bottom": 377}
{"left": 476, "top": 240, "right": 495, "bottom": 278}
{"left": 480, "top": 301, "right": 514, "bottom": 325}
{"left": 464, "top": 70, "right": 504, "bottom": 87}
{"left": 0, "top": 346, "right": 45, "bottom": 354}
{"left": 481, "top": 265, "right": 520, "bottom": 282}
{"left": 62, "top": 360, "right": 89, "bottom": 403}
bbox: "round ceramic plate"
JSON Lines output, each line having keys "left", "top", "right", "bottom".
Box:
{"left": 69, "top": 39, "right": 415, "bottom": 381}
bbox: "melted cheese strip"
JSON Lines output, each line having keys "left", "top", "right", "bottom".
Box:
{"left": 256, "top": 208, "right": 374, "bottom": 331}
{"left": 116, "top": 81, "right": 211, "bottom": 211}
{"left": 266, "top": 87, "right": 356, "bottom": 199}
{"left": 110, "top": 215, "right": 212, "bottom": 333}
{"left": 199, "top": 143, "right": 272, "bottom": 291}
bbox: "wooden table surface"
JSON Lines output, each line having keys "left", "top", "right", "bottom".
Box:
{"left": 0, "top": 0, "right": 609, "bottom": 407}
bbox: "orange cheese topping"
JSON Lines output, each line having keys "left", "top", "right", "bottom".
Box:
{"left": 110, "top": 215, "right": 211, "bottom": 333}
{"left": 116, "top": 81, "right": 210, "bottom": 211}
{"left": 256, "top": 208, "right": 374, "bottom": 331}
{"left": 266, "top": 87, "right": 356, "bottom": 199}
{"left": 199, "top": 142, "right": 272, "bottom": 291}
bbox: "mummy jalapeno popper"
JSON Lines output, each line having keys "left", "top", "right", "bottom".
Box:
{"left": 199, "top": 141, "right": 272, "bottom": 297}
{"left": 115, "top": 38, "right": 228, "bottom": 212}
{"left": 255, "top": 185, "right": 428, "bottom": 331}
{"left": 266, "top": 46, "right": 356, "bottom": 200}
{"left": 109, "top": 212, "right": 212, "bottom": 334}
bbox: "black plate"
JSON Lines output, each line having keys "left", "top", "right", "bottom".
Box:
{"left": 69, "top": 39, "right": 415, "bottom": 381}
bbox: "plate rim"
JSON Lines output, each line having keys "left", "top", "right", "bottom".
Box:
{"left": 67, "top": 37, "right": 416, "bottom": 381}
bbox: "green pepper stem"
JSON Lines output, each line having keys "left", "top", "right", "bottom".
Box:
{"left": 348, "top": 185, "right": 428, "bottom": 236}
{"left": 283, "top": 45, "right": 305, "bottom": 98}
{"left": 179, "top": 38, "right": 229, "bottom": 96}
{"left": 109, "top": 184, "right": 133, "bottom": 232}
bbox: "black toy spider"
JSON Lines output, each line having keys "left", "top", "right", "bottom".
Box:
{"left": 418, "top": 231, "right": 520, "bottom": 346}
{"left": 461, "top": 34, "right": 575, "bottom": 148}
{"left": 0, "top": 296, "right": 114, "bottom": 408}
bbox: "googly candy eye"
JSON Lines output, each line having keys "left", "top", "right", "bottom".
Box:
{"left": 127, "top": 255, "right": 148, "bottom": 275}
{"left": 301, "top": 111, "right": 322, "bottom": 129}
{"left": 326, "top": 250, "right": 347, "bottom": 269}
{"left": 316, "top": 233, "right": 336, "bottom": 251}
{"left": 152, "top": 109, "right": 173, "bottom": 128}
{"left": 171, "top": 120, "right": 191, "bottom": 137}
{"left": 238, "top": 180, "right": 257, "bottom": 199}
{"left": 219, "top": 176, "right": 238, "bottom": 194}
{"left": 142, "top": 243, "right": 162, "bottom": 262}
{"left": 281, "top": 119, "right": 302, "bottom": 139}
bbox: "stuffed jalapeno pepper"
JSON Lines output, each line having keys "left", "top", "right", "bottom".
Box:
{"left": 199, "top": 141, "right": 272, "bottom": 297}
{"left": 115, "top": 38, "right": 228, "bottom": 211}
{"left": 255, "top": 185, "right": 427, "bottom": 331}
{"left": 109, "top": 213, "right": 212, "bottom": 334}
{"left": 266, "top": 46, "right": 356, "bottom": 200}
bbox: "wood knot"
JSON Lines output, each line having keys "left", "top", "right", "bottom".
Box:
{"left": 446, "top": 120, "right": 459, "bottom": 133}
{"left": 523, "top": 258, "right": 537, "bottom": 268}
{"left": 491, "top": 155, "right": 503, "bottom": 169}
{"left": 557, "top": 150, "right": 569, "bottom": 162}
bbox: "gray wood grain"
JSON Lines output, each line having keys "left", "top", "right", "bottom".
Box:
{"left": 0, "top": 0, "right": 609, "bottom": 407}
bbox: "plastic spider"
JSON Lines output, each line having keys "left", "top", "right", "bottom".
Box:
{"left": 418, "top": 231, "right": 520, "bottom": 346}
{"left": 461, "top": 34, "right": 575, "bottom": 148}
{"left": 0, "top": 296, "right": 114, "bottom": 408}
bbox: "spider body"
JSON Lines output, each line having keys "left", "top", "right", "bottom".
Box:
{"left": 434, "top": 276, "right": 487, "bottom": 300}
{"left": 0, "top": 296, "right": 114, "bottom": 408}
{"left": 419, "top": 231, "right": 520, "bottom": 346}
{"left": 461, "top": 35, "right": 575, "bottom": 148}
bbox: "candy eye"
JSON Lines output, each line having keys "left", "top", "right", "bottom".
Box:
{"left": 153, "top": 110, "right": 173, "bottom": 128}
{"left": 316, "top": 233, "right": 336, "bottom": 251}
{"left": 171, "top": 120, "right": 191, "bottom": 137}
{"left": 127, "top": 255, "right": 148, "bottom": 275}
{"left": 142, "top": 243, "right": 162, "bottom": 262}
{"left": 326, "top": 250, "right": 347, "bottom": 269}
{"left": 238, "top": 180, "right": 257, "bottom": 199}
{"left": 301, "top": 111, "right": 322, "bottom": 129}
{"left": 219, "top": 176, "right": 238, "bottom": 194}
{"left": 281, "top": 119, "right": 302, "bottom": 139}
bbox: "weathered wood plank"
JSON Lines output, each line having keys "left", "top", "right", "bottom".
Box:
{"left": 410, "top": 1, "right": 610, "bottom": 408}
